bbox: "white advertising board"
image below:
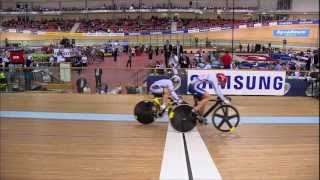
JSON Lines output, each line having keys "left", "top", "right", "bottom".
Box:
{"left": 187, "top": 70, "right": 286, "bottom": 95}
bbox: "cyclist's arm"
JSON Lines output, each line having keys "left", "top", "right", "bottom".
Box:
{"left": 206, "top": 79, "right": 230, "bottom": 104}
{"left": 166, "top": 82, "right": 181, "bottom": 102}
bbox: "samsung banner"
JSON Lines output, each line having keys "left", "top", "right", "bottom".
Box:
{"left": 272, "top": 29, "right": 310, "bottom": 37}
{"left": 53, "top": 49, "right": 76, "bottom": 58}
{"left": 187, "top": 70, "right": 286, "bottom": 95}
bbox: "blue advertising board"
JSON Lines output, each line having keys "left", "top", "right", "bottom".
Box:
{"left": 272, "top": 29, "right": 310, "bottom": 37}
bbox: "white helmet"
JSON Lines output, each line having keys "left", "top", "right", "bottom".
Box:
{"left": 170, "top": 75, "right": 181, "bottom": 91}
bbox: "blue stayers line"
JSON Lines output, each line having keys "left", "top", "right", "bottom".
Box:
{"left": 0, "top": 111, "right": 135, "bottom": 122}
{"left": 0, "top": 111, "right": 318, "bottom": 124}
{"left": 240, "top": 116, "right": 319, "bottom": 124}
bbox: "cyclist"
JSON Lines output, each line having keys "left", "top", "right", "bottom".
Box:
{"left": 149, "top": 75, "right": 183, "bottom": 112}
{"left": 188, "top": 73, "right": 231, "bottom": 124}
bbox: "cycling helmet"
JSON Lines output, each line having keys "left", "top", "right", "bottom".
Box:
{"left": 216, "top": 73, "right": 227, "bottom": 86}
{"left": 170, "top": 75, "right": 181, "bottom": 90}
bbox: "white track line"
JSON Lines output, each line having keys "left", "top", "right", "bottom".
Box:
{"left": 160, "top": 114, "right": 222, "bottom": 180}
{"left": 185, "top": 130, "right": 222, "bottom": 180}
{"left": 160, "top": 120, "right": 189, "bottom": 180}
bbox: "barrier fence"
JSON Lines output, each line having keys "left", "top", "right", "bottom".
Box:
{"left": 1, "top": 38, "right": 317, "bottom": 50}
{"left": 0, "top": 66, "right": 318, "bottom": 97}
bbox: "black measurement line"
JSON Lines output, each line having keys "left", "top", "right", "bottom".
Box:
{"left": 182, "top": 133, "right": 193, "bottom": 180}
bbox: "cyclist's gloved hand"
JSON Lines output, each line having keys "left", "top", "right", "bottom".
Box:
{"left": 172, "top": 97, "right": 183, "bottom": 105}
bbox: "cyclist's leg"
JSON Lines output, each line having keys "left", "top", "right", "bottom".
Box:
{"left": 194, "top": 92, "right": 211, "bottom": 115}
{"left": 161, "top": 88, "right": 170, "bottom": 109}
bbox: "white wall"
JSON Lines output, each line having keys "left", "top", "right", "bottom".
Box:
{"left": 32, "top": 2, "right": 60, "bottom": 9}
{"left": 233, "top": 0, "right": 258, "bottom": 7}
{"left": 291, "top": 0, "right": 319, "bottom": 12}
{"left": 212, "top": 0, "right": 227, "bottom": 8}
{"left": 87, "top": 1, "right": 113, "bottom": 9}
{"left": 2, "top": 1, "right": 16, "bottom": 9}
{"left": 260, "top": 0, "right": 278, "bottom": 11}
{"left": 61, "top": 1, "right": 85, "bottom": 8}
{"left": 170, "top": 0, "right": 189, "bottom": 7}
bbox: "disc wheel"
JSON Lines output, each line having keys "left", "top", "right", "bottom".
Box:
{"left": 212, "top": 105, "right": 240, "bottom": 132}
{"left": 134, "top": 100, "right": 158, "bottom": 124}
{"left": 170, "top": 104, "right": 197, "bottom": 132}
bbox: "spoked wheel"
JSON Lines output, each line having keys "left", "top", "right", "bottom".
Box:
{"left": 134, "top": 100, "right": 159, "bottom": 124}
{"left": 169, "top": 104, "right": 197, "bottom": 132}
{"left": 212, "top": 105, "right": 240, "bottom": 132}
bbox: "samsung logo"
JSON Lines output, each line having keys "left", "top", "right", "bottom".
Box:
{"left": 190, "top": 75, "right": 284, "bottom": 90}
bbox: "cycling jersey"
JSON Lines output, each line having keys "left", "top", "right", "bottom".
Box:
{"left": 149, "top": 79, "right": 180, "bottom": 101}
{"left": 188, "top": 75, "right": 228, "bottom": 103}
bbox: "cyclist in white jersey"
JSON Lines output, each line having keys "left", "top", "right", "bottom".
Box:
{"left": 188, "top": 73, "right": 230, "bottom": 124}
{"left": 149, "top": 77, "right": 182, "bottom": 111}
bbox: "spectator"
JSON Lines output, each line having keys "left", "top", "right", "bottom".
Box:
{"left": 154, "top": 60, "right": 165, "bottom": 74}
{"left": 168, "top": 63, "right": 178, "bottom": 76}
{"left": 24, "top": 58, "right": 33, "bottom": 91}
{"left": 247, "top": 43, "right": 250, "bottom": 53}
{"left": 94, "top": 64, "right": 103, "bottom": 89}
{"left": 83, "top": 85, "right": 91, "bottom": 94}
{"left": 220, "top": 51, "right": 232, "bottom": 69}
{"left": 49, "top": 55, "right": 55, "bottom": 66}
{"left": 110, "top": 83, "right": 122, "bottom": 94}
{"left": 113, "top": 48, "right": 118, "bottom": 62}
{"left": 169, "top": 53, "right": 179, "bottom": 68}
{"left": 81, "top": 55, "right": 88, "bottom": 66}
{"left": 283, "top": 39, "right": 287, "bottom": 50}
{"left": 203, "top": 59, "right": 212, "bottom": 69}
{"left": 305, "top": 55, "right": 312, "bottom": 71}
{"left": 57, "top": 52, "right": 65, "bottom": 63}
{"left": 274, "top": 61, "right": 282, "bottom": 71}
{"left": 163, "top": 40, "right": 172, "bottom": 68}
{"left": 127, "top": 47, "right": 133, "bottom": 68}
{"left": 97, "top": 83, "right": 108, "bottom": 94}
{"left": 174, "top": 41, "right": 183, "bottom": 58}
{"left": 179, "top": 52, "right": 190, "bottom": 68}
{"left": 155, "top": 46, "right": 159, "bottom": 56}
{"left": 148, "top": 45, "right": 153, "bottom": 60}
{"left": 239, "top": 43, "right": 242, "bottom": 52}
{"left": 76, "top": 74, "right": 88, "bottom": 93}
{"left": 294, "top": 65, "right": 301, "bottom": 77}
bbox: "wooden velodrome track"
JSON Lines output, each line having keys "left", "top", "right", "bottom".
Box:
{"left": 0, "top": 93, "right": 319, "bottom": 180}
{"left": 1, "top": 24, "right": 319, "bottom": 47}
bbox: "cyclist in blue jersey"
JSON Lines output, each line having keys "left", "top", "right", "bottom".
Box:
{"left": 188, "top": 73, "right": 230, "bottom": 124}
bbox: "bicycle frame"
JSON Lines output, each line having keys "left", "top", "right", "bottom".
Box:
{"left": 202, "top": 99, "right": 223, "bottom": 118}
